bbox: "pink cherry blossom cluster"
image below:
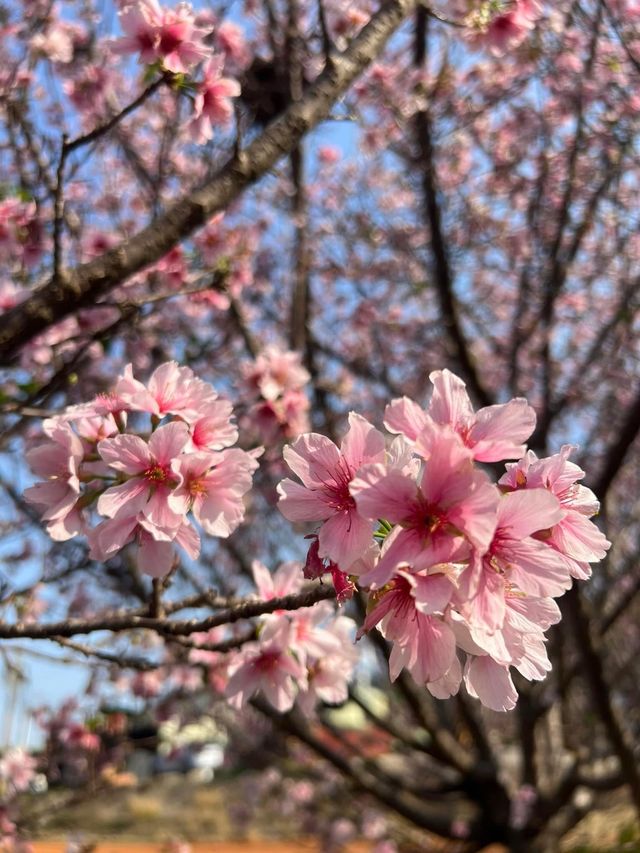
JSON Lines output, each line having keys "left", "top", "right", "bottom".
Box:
{"left": 463, "top": 0, "right": 543, "bottom": 55}
{"left": 0, "top": 749, "right": 37, "bottom": 802}
{"left": 0, "top": 748, "right": 37, "bottom": 852}
{"left": 278, "top": 369, "right": 610, "bottom": 712}
{"left": 0, "top": 198, "right": 44, "bottom": 269}
{"left": 224, "top": 561, "right": 358, "bottom": 713}
{"left": 241, "top": 347, "right": 312, "bottom": 444}
{"left": 115, "top": 0, "right": 209, "bottom": 73}
{"left": 25, "top": 362, "right": 260, "bottom": 577}
{"left": 114, "top": 0, "right": 241, "bottom": 144}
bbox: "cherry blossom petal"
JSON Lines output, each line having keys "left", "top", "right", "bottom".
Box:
{"left": 97, "top": 478, "right": 148, "bottom": 518}
{"left": 317, "top": 507, "right": 372, "bottom": 569}
{"left": 428, "top": 369, "right": 474, "bottom": 428}
{"left": 339, "top": 412, "right": 385, "bottom": 470}
{"left": 148, "top": 421, "right": 190, "bottom": 464}
{"left": 468, "top": 399, "right": 536, "bottom": 461}
{"left": 412, "top": 617, "right": 457, "bottom": 683}
{"left": 504, "top": 539, "right": 573, "bottom": 597}
{"left": 497, "top": 489, "right": 564, "bottom": 539}
{"left": 138, "top": 535, "right": 175, "bottom": 577}
{"left": 408, "top": 572, "right": 455, "bottom": 615}
{"left": 277, "top": 478, "right": 332, "bottom": 522}
{"left": 350, "top": 464, "right": 417, "bottom": 523}
{"left": 427, "top": 656, "right": 462, "bottom": 700}
{"left": 384, "top": 396, "right": 429, "bottom": 441}
{"left": 98, "top": 433, "right": 152, "bottom": 474}
{"left": 283, "top": 433, "right": 342, "bottom": 487}
{"left": 464, "top": 657, "right": 518, "bottom": 712}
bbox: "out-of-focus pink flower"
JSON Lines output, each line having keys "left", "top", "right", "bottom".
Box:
{"left": 215, "top": 21, "right": 249, "bottom": 68}
{"left": 156, "top": 3, "right": 208, "bottom": 73}
{"left": 252, "top": 560, "right": 303, "bottom": 600}
{"left": 116, "top": 0, "right": 208, "bottom": 72}
{"left": 226, "top": 619, "right": 307, "bottom": 712}
{"left": 116, "top": 0, "right": 162, "bottom": 63}
{"left": 0, "top": 749, "right": 37, "bottom": 795}
{"left": 0, "top": 199, "right": 44, "bottom": 268}
{"left": 30, "top": 22, "right": 75, "bottom": 63}
{"left": 244, "top": 347, "right": 311, "bottom": 402}
{"left": 466, "top": 0, "right": 542, "bottom": 55}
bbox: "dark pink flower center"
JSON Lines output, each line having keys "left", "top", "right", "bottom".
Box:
{"left": 253, "top": 650, "right": 281, "bottom": 672}
{"left": 159, "top": 23, "right": 186, "bottom": 54}
{"left": 406, "top": 498, "right": 444, "bottom": 537}
{"left": 321, "top": 460, "right": 356, "bottom": 512}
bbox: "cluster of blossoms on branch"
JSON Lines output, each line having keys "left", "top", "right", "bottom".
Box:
{"left": 277, "top": 369, "right": 610, "bottom": 711}
{"left": 25, "top": 362, "right": 260, "bottom": 577}
{"left": 25, "top": 363, "right": 609, "bottom": 715}
{"left": 241, "top": 346, "right": 312, "bottom": 445}
{"left": 444, "top": 0, "right": 543, "bottom": 54}
{"left": 219, "top": 560, "right": 357, "bottom": 713}
{"left": 0, "top": 748, "right": 37, "bottom": 851}
{"left": 114, "top": 0, "right": 241, "bottom": 143}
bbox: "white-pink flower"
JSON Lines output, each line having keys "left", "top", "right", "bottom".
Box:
{"left": 189, "top": 56, "right": 240, "bottom": 144}
{"left": 0, "top": 748, "right": 37, "bottom": 795}
{"left": 278, "top": 413, "right": 386, "bottom": 570}
{"left": 385, "top": 369, "right": 536, "bottom": 463}
{"left": 169, "top": 448, "right": 259, "bottom": 536}
{"left": 225, "top": 619, "right": 307, "bottom": 712}
{"left": 97, "top": 421, "right": 189, "bottom": 528}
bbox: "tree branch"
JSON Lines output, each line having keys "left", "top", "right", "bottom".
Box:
{"left": 0, "top": 583, "right": 335, "bottom": 639}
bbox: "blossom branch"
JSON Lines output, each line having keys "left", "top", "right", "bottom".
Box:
{"left": 412, "top": 7, "right": 492, "bottom": 407}
{"left": 0, "top": 0, "right": 417, "bottom": 363}
{"left": 0, "top": 583, "right": 336, "bottom": 639}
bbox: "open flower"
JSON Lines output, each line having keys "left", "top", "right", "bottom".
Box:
{"left": 385, "top": 369, "right": 536, "bottom": 463}
{"left": 24, "top": 420, "right": 85, "bottom": 541}
{"left": 189, "top": 56, "right": 240, "bottom": 144}
{"left": 350, "top": 423, "right": 499, "bottom": 588}
{"left": 168, "top": 448, "right": 259, "bottom": 536}
{"left": 278, "top": 413, "right": 386, "bottom": 570}
{"left": 97, "top": 421, "right": 189, "bottom": 528}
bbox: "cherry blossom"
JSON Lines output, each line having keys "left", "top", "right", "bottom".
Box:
{"left": 189, "top": 57, "right": 241, "bottom": 144}
{"left": 26, "top": 362, "right": 259, "bottom": 576}
{"left": 278, "top": 413, "right": 386, "bottom": 569}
